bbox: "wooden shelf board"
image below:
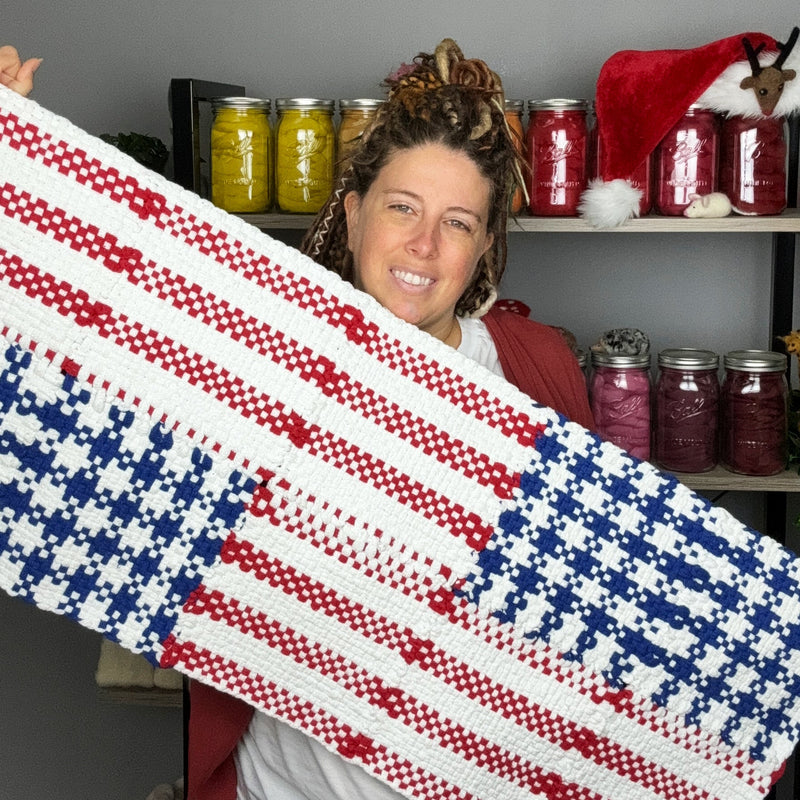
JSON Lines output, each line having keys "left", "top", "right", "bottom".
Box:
{"left": 238, "top": 209, "right": 800, "bottom": 234}
{"left": 670, "top": 466, "right": 800, "bottom": 493}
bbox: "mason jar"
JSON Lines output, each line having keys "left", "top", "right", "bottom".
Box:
{"left": 719, "top": 115, "right": 787, "bottom": 215}
{"left": 275, "top": 98, "right": 335, "bottom": 213}
{"left": 590, "top": 352, "right": 652, "bottom": 461}
{"left": 654, "top": 105, "right": 720, "bottom": 215}
{"left": 337, "top": 98, "right": 382, "bottom": 176}
{"left": 654, "top": 348, "right": 719, "bottom": 473}
{"left": 526, "top": 98, "right": 589, "bottom": 216}
{"left": 504, "top": 98, "right": 526, "bottom": 214}
{"left": 720, "top": 349, "right": 788, "bottom": 476}
{"left": 210, "top": 97, "right": 272, "bottom": 213}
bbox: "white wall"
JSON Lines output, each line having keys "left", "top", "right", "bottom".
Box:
{"left": 2, "top": 3, "right": 800, "bottom": 797}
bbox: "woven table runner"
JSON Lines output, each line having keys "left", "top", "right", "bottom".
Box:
{"left": 1, "top": 85, "right": 799, "bottom": 800}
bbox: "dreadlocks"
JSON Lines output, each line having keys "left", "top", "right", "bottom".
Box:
{"left": 300, "top": 38, "right": 525, "bottom": 318}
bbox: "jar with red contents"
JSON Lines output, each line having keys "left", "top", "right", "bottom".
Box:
{"left": 719, "top": 115, "right": 787, "bottom": 215}
{"left": 654, "top": 348, "right": 719, "bottom": 473}
{"left": 589, "top": 352, "right": 652, "bottom": 461}
{"left": 654, "top": 105, "right": 720, "bottom": 215}
{"left": 720, "top": 350, "right": 788, "bottom": 476}
{"left": 526, "top": 98, "right": 589, "bottom": 216}
{"left": 590, "top": 104, "right": 652, "bottom": 217}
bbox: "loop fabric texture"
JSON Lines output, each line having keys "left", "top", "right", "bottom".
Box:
{"left": 0, "top": 85, "right": 799, "bottom": 800}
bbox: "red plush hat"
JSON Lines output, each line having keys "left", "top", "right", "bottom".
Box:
{"left": 579, "top": 29, "right": 800, "bottom": 227}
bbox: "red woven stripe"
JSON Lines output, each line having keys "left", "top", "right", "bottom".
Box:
{"left": 210, "top": 532, "right": 719, "bottom": 800}
{"left": 234, "top": 477, "right": 762, "bottom": 792}
{"left": 180, "top": 586, "right": 617, "bottom": 800}
{"left": 0, "top": 182, "right": 522, "bottom": 498}
{"left": 0, "top": 249, "right": 494, "bottom": 549}
{"left": 160, "top": 636, "right": 474, "bottom": 800}
{"left": 0, "top": 119, "right": 540, "bottom": 445}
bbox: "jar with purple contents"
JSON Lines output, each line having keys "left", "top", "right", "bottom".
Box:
{"left": 654, "top": 348, "right": 719, "bottom": 473}
{"left": 590, "top": 352, "right": 651, "bottom": 460}
{"left": 719, "top": 115, "right": 787, "bottom": 215}
{"left": 720, "top": 350, "right": 788, "bottom": 476}
{"left": 654, "top": 105, "right": 720, "bottom": 215}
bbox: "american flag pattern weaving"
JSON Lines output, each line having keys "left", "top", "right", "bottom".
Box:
{"left": 1, "top": 85, "right": 799, "bottom": 800}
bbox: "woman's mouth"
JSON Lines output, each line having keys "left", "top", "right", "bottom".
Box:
{"left": 392, "top": 268, "right": 434, "bottom": 287}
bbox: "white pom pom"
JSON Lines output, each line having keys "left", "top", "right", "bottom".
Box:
{"left": 578, "top": 178, "right": 642, "bottom": 228}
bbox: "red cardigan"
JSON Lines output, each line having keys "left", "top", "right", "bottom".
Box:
{"left": 187, "top": 307, "right": 594, "bottom": 798}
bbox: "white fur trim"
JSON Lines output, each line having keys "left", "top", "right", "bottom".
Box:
{"left": 578, "top": 178, "right": 642, "bottom": 228}
{"left": 696, "top": 47, "right": 800, "bottom": 118}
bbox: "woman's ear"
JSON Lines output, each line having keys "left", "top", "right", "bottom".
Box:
{"left": 343, "top": 191, "right": 361, "bottom": 251}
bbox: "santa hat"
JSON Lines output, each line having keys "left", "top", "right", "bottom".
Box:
{"left": 579, "top": 29, "right": 800, "bottom": 228}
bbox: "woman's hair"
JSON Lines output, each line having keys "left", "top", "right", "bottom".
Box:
{"left": 300, "top": 38, "right": 525, "bottom": 318}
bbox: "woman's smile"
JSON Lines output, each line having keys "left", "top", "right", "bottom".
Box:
{"left": 390, "top": 268, "right": 435, "bottom": 288}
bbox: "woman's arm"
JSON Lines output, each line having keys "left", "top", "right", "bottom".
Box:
{"left": 0, "top": 45, "right": 42, "bottom": 96}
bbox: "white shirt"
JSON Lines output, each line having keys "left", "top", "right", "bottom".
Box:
{"left": 235, "top": 318, "right": 503, "bottom": 800}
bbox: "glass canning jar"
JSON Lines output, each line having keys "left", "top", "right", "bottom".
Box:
{"left": 719, "top": 115, "right": 787, "bottom": 216}
{"left": 654, "top": 348, "right": 719, "bottom": 473}
{"left": 275, "top": 98, "right": 335, "bottom": 213}
{"left": 720, "top": 349, "right": 788, "bottom": 476}
{"left": 504, "top": 99, "right": 526, "bottom": 214}
{"left": 526, "top": 98, "right": 589, "bottom": 216}
{"left": 654, "top": 105, "right": 720, "bottom": 215}
{"left": 337, "top": 98, "right": 382, "bottom": 176}
{"left": 210, "top": 97, "right": 272, "bottom": 213}
{"left": 590, "top": 352, "right": 652, "bottom": 461}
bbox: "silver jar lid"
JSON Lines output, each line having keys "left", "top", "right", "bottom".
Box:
{"left": 528, "top": 98, "right": 588, "bottom": 112}
{"left": 276, "top": 97, "right": 335, "bottom": 112}
{"left": 211, "top": 96, "right": 271, "bottom": 111}
{"left": 590, "top": 351, "right": 651, "bottom": 369}
{"left": 723, "top": 349, "right": 787, "bottom": 372}
{"left": 338, "top": 98, "right": 383, "bottom": 110}
{"left": 504, "top": 98, "right": 524, "bottom": 112}
{"left": 658, "top": 348, "right": 719, "bottom": 370}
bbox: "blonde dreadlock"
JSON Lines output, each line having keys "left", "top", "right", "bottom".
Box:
{"left": 301, "top": 38, "right": 525, "bottom": 318}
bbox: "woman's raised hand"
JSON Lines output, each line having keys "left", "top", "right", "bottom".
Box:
{"left": 0, "top": 45, "right": 42, "bottom": 96}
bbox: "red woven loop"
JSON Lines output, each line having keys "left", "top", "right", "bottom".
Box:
{"left": 337, "top": 732, "right": 374, "bottom": 761}
{"left": 286, "top": 412, "right": 311, "bottom": 447}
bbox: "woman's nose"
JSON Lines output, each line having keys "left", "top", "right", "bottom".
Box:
{"left": 405, "top": 219, "right": 438, "bottom": 258}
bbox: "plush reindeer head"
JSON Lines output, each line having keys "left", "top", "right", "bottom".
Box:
{"left": 739, "top": 27, "right": 799, "bottom": 115}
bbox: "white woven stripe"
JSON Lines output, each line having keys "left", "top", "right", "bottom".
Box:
{"left": 181, "top": 512, "right": 764, "bottom": 800}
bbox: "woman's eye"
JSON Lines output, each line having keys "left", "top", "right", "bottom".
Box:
{"left": 389, "top": 203, "right": 412, "bottom": 214}
{"left": 447, "top": 218, "right": 471, "bottom": 232}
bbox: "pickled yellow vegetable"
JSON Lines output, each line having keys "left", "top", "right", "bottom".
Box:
{"left": 276, "top": 106, "right": 334, "bottom": 213}
{"left": 210, "top": 105, "right": 271, "bottom": 213}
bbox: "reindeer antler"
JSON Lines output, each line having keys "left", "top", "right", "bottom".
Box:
{"left": 742, "top": 37, "right": 767, "bottom": 74}
{"left": 774, "top": 26, "right": 800, "bottom": 70}
{"left": 739, "top": 27, "right": 799, "bottom": 115}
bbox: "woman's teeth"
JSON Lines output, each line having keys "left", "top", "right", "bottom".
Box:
{"left": 393, "top": 269, "right": 433, "bottom": 287}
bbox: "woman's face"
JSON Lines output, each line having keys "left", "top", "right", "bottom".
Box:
{"left": 343, "top": 143, "right": 494, "bottom": 346}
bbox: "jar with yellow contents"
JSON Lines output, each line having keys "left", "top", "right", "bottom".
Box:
{"left": 275, "top": 98, "right": 335, "bottom": 213}
{"left": 337, "top": 98, "right": 382, "bottom": 176}
{"left": 210, "top": 97, "right": 272, "bottom": 213}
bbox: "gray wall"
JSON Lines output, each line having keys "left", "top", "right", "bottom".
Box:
{"left": 2, "top": 2, "right": 800, "bottom": 797}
